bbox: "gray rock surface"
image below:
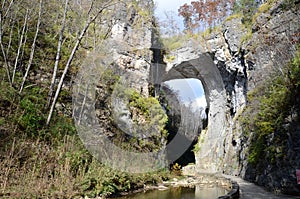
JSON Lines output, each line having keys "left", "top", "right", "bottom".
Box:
{"left": 160, "top": 1, "right": 300, "bottom": 195}
{"left": 238, "top": 3, "right": 300, "bottom": 195}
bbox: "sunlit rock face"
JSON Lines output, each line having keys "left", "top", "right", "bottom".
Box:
{"left": 155, "top": 19, "right": 248, "bottom": 173}
{"left": 110, "top": 5, "right": 152, "bottom": 97}
{"left": 157, "top": 1, "right": 300, "bottom": 194}
{"left": 88, "top": 1, "right": 170, "bottom": 171}
{"left": 157, "top": 1, "right": 299, "bottom": 173}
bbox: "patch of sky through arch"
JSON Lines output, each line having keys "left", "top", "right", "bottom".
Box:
{"left": 163, "top": 78, "right": 207, "bottom": 118}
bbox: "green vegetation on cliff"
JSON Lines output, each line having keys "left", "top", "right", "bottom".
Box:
{"left": 242, "top": 48, "right": 300, "bottom": 165}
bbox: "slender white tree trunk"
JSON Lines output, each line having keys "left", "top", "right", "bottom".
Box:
{"left": 46, "top": 1, "right": 114, "bottom": 125}
{"left": 0, "top": 0, "right": 15, "bottom": 86}
{"left": 47, "top": 0, "right": 69, "bottom": 108}
{"left": 12, "top": 9, "right": 28, "bottom": 84}
{"left": 0, "top": 10, "right": 11, "bottom": 86}
{"left": 19, "top": 0, "right": 43, "bottom": 94}
{"left": 6, "top": 16, "right": 15, "bottom": 58}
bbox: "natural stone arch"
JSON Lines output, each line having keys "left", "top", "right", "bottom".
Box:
{"left": 159, "top": 53, "right": 228, "bottom": 172}
{"left": 161, "top": 53, "right": 224, "bottom": 107}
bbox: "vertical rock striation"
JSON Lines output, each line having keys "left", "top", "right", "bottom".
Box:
{"left": 159, "top": 1, "right": 299, "bottom": 194}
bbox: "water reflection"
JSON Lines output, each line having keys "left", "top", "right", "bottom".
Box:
{"left": 115, "top": 184, "right": 227, "bottom": 199}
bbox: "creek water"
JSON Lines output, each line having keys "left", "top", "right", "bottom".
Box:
{"left": 114, "top": 184, "right": 228, "bottom": 199}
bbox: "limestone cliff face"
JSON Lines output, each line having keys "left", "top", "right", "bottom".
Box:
{"left": 162, "top": 17, "right": 248, "bottom": 173}
{"left": 238, "top": 2, "right": 300, "bottom": 194}
{"left": 73, "top": 0, "right": 171, "bottom": 172}
{"left": 162, "top": 1, "right": 299, "bottom": 194}
{"left": 110, "top": 2, "right": 153, "bottom": 97}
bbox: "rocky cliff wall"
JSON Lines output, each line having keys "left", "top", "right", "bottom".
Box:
{"left": 161, "top": 1, "right": 299, "bottom": 194}
{"left": 73, "top": 0, "right": 299, "bottom": 192}
{"left": 73, "top": 0, "right": 173, "bottom": 173}
{"left": 238, "top": 2, "right": 300, "bottom": 194}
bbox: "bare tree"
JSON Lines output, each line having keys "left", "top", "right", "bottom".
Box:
{"left": 19, "top": 0, "right": 43, "bottom": 93}
{"left": 159, "top": 10, "right": 180, "bottom": 37}
{"left": 12, "top": 9, "right": 29, "bottom": 84}
{"left": 47, "top": 0, "right": 69, "bottom": 108}
{"left": 46, "top": 0, "right": 115, "bottom": 125}
{"left": 0, "top": 0, "right": 15, "bottom": 86}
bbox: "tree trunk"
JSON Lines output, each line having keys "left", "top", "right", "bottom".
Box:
{"left": 12, "top": 9, "right": 28, "bottom": 84}
{"left": 0, "top": 10, "right": 11, "bottom": 86}
{"left": 6, "top": 15, "right": 15, "bottom": 59}
{"left": 19, "top": 0, "right": 43, "bottom": 94}
{"left": 0, "top": 0, "right": 15, "bottom": 86}
{"left": 47, "top": 0, "right": 69, "bottom": 108}
{"left": 46, "top": 0, "right": 115, "bottom": 125}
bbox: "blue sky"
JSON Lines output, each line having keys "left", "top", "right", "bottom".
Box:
{"left": 154, "top": 0, "right": 192, "bottom": 17}
{"left": 164, "top": 79, "right": 207, "bottom": 108}
{"left": 154, "top": 0, "right": 192, "bottom": 30}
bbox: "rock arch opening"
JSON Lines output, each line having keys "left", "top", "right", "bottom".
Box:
{"left": 160, "top": 78, "right": 208, "bottom": 167}
{"left": 152, "top": 52, "right": 227, "bottom": 172}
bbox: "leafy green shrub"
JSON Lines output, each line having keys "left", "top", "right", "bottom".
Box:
{"left": 18, "top": 87, "right": 46, "bottom": 135}
{"left": 164, "top": 54, "right": 176, "bottom": 63}
{"left": 19, "top": 98, "right": 45, "bottom": 133}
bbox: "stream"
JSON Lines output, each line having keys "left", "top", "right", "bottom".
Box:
{"left": 114, "top": 184, "right": 228, "bottom": 199}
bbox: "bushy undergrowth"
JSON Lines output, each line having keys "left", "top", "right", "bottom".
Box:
{"left": 0, "top": 0, "right": 173, "bottom": 197}
{"left": 0, "top": 70, "right": 172, "bottom": 198}
{"left": 241, "top": 49, "right": 300, "bottom": 165}
{"left": 0, "top": 134, "right": 171, "bottom": 198}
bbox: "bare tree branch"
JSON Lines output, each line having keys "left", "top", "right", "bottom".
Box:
{"left": 0, "top": 0, "right": 13, "bottom": 86}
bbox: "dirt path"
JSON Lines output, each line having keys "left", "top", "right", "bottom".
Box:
{"left": 223, "top": 175, "right": 300, "bottom": 199}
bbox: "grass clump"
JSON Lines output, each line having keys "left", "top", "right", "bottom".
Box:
{"left": 252, "top": 0, "right": 275, "bottom": 23}
{"left": 240, "top": 29, "right": 253, "bottom": 44}
{"left": 161, "top": 33, "right": 193, "bottom": 52}
{"left": 0, "top": 134, "right": 171, "bottom": 198}
{"left": 225, "top": 13, "right": 243, "bottom": 22}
